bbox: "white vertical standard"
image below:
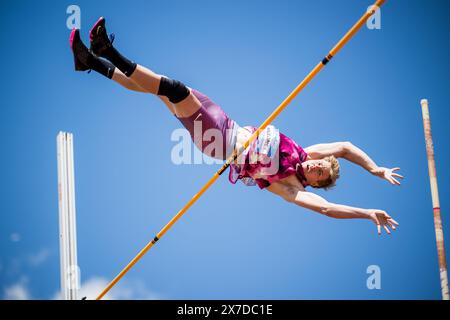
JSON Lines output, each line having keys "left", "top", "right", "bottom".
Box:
{"left": 420, "top": 99, "right": 449, "bottom": 300}
{"left": 57, "top": 132, "right": 80, "bottom": 300}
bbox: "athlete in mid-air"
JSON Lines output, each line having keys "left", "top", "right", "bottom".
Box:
{"left": 70, "top": 17, "right": 403, "bottom": 236}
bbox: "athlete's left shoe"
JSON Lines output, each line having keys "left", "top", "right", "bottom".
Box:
{"left": 70, "top": 28, "right": 93, "bottom": 71}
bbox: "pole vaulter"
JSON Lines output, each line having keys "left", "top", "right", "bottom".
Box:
{"left": 70, "top": 0, "right": 387, "bottom": 300}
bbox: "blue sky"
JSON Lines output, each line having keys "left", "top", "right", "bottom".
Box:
{"left": 1, "top": 0, "right": 450, "bottom": 300}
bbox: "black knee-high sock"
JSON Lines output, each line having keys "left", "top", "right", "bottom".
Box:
{"left": 88, "top": 55, "right": 116, "bottom": 79}
{"left": 101, "top": 45, "right": 137, "bottom": 77}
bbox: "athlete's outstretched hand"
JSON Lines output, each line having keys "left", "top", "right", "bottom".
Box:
{"left": 368, "top": 209, "right": 399, "bottom": 235}
{"left": 372, "top": 167, "right": 404, "bottom": 186}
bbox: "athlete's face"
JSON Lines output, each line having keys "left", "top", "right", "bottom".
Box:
{"left": 303, "top": 159, "right": 331, "bottom": 187}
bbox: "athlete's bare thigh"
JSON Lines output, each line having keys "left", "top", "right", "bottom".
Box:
{"left": 158, "top": 90, "right": 201, "bottom": 118}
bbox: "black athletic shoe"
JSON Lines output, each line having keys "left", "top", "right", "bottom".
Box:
{"left": 70, "top": 28, "right": 116, "bottom": 78}
{"left": 70, "top": 28, "right": 92, "bottom": 71}
{"left": 89, "top": 17, "right": 115, "bottom": 57}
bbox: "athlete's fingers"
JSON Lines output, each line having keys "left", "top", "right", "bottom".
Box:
{"left": 388, "top": 218, "right": 399, "bottom": 226}
{"left": 387, "top": 221, "right": 396, "bottom": 230}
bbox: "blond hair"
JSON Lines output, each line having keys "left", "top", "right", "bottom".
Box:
{"left": 312, "top": 155, "right": 340, "bottom": 191}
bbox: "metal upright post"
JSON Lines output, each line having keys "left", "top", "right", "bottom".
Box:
{"left": 57, "top": 132, "right": 80, "bottom": 300}
{"left": 420, "top": 99, "right": 449, "bottom": 300}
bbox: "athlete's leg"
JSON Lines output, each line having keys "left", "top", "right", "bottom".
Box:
{"left": 130, "top": 65, "right": 202, "bottom": 118}
{"left": 111, "top": 66, "right": 197, "bottom": 117}
{"left": 111, "top": 68, "right": 147, "bottom": 92}
{"left": 89, "top": 17, "right": 201, "bottom": 118}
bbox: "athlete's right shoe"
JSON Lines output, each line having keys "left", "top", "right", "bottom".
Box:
{"left": 89, "top": 17, "right": 115, "bottom": 57}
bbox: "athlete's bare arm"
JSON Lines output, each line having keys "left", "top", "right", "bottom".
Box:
{"left": 266, "top": 175, "right": 398, "bottom": 235}
{"left": 304, "top": 142, "right": 404, "bottom": 185}
{"left": 304, "top": 141, "right": 349, "bottom": 159}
